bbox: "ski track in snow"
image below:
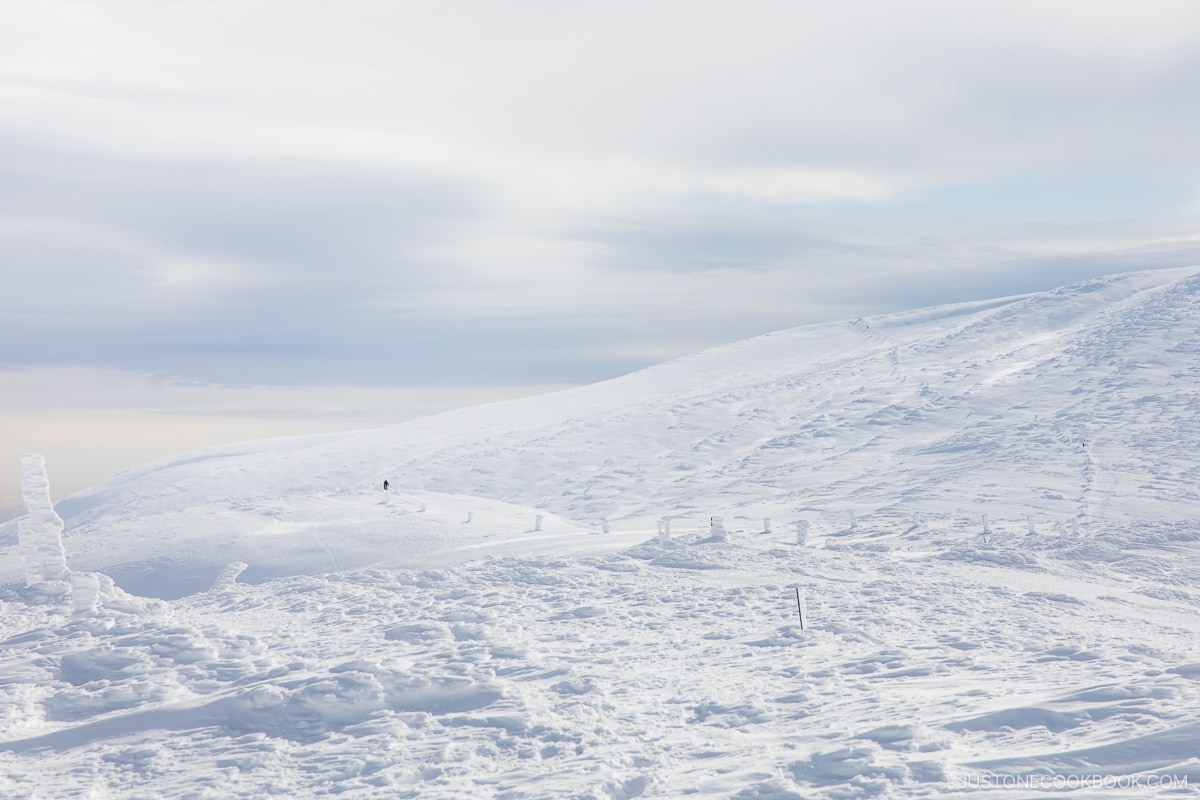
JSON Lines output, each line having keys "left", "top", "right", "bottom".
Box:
{"left": 3, "top": 268, "right": 1200, "bottom": 798}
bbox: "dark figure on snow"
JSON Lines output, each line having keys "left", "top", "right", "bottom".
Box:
{"left": 383, "top": 480, "right": 389, "bottom": 491}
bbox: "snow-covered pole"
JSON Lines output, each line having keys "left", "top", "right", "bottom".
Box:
{"left": 762, "top": 518, "right": 771, "bottom": 534}
{"left": 795, "top": 520, "right": 809, "bottom": 546}
{"left": 17, "top": 454, "right": 70, "bottom": 586}
{"left": 601, "top": 517, "right": 610, "bottom": 534}
{"left": 534, "top": 514, "right": 543, "bottom": 532}
{"left": 210, "top": 561, "right": 249, "bottom": 593}
{"left": 710, "top": 516, "right": 726, "bottom": 541}
{"left": 981, "top": 514, "right": 990, "bottom": 534}
{"left": 1027, "top": 515, "right": 1036, "bottom": 534}
{"left": 849, "top": 510, "right": 857, "bottom": 530}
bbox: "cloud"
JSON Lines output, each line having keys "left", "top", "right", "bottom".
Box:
{"left": 0, "top": 134, "right": 493, "bottom": 379}
{"left": 3, "top": 0, "right": 1200, "bottom": 393}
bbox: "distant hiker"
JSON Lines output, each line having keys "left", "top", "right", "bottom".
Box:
{"left": 383, "top": 480, "right": 389, "bottom": 491}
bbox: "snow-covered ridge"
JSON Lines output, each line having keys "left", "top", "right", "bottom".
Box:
{"left": 7, "top": 266, "right": 1198, "bottom": 589}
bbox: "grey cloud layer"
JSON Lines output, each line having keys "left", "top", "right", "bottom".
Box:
{"left": 4, "top": 0, "right": 1200, "bottom": 390}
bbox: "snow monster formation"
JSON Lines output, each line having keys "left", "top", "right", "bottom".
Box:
{"left": 17, "top": 454, "right": 69, "bottom": 587}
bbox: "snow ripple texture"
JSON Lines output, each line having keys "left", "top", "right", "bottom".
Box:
{"left": 3, "top": 520, "right": 1200, "bottom": 798}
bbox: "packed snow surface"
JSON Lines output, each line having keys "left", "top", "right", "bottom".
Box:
{"left": 3, "top": 267, "right": 1200, "bottom": 798}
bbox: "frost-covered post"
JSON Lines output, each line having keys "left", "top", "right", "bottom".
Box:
{"left": 600, "top": 518, "right": 610, "bottom": 534}
{"left": 534, "top": 514, "right": 543, "bottom": 531}
{"left": 17, "top": 454, "right": 70, "bottom": 586}
{"left": 1027, "top": 515, "right": 1036, "bottom": 534}
{"left": 795, "top": 520, "right": 809, "bottom": 546}
{"left": 710, "top": 516, "right": 726, "bottom": 541}
{"left": 210, "top": 561, "right": 249, "bottom": 594}
{"left": 71, "top": 572, "right": 106, "bottom": 615}
{"left": 849, "top": 510, "right": 857, "bottom": 529}
{"left": 657, "top": 519, "right": 670, "bottom": 544}
{"left": 465, "top": 511, "right": 473, "bottom": 524}
{"left": 762, "top": 518, "right": 772, "bottom": 534}
{"left": 981, "top": 514, "right": 990, "bottom": 534}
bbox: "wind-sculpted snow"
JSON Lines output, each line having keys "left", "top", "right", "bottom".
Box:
{"left": 0, "top": 488, "right": 635, "bottom": 599}
{"left": 16, "top": 455, "right": 68, "bottom": 586}
{"left": 3, "top": 268, "right": 1200, "bottom": 797}
{"left": 2, "top": 518, "right": 1199, "bottom": 797}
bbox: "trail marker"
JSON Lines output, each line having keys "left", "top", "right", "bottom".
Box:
{"left": 795, "top": 588, "right": 806, "bottom": 630}
{"left": 710, "top": 516, "right": 726, "bottom": 540}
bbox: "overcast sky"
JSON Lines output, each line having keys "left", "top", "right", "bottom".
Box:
{"left": 4, "top": 0, "right": 1200, "bottom": 517}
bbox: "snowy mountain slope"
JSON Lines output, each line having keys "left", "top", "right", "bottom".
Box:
{"left": 6, "top": 266, "right": 1200, "bottom": 593}
{"left": 386, "top": 264, "right": 1200, "bottom": 523}
{"left": 3, "top": 267, "right": 1200, "bottom": 798}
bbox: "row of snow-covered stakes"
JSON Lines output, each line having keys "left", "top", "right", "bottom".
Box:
{"left": 609, "top": 513, "right": 1080, "bottom": 545}
{"left": 390, "top": 491, "right": 1085, "bottom": 544}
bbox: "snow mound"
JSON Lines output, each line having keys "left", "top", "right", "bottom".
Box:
{"left": 3, "top": 486, "right": 634, "bottom": 599}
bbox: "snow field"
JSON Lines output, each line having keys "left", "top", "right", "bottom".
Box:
{"left": 3, "top": 515, "right": 1200, "bottom": 798}
{"left": 4, "top": 268, "right": 1200, "bottom": 797}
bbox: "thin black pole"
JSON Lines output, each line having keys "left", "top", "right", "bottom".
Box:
{"left": 795, "top": 587, "right": 804, "bottom": 630}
